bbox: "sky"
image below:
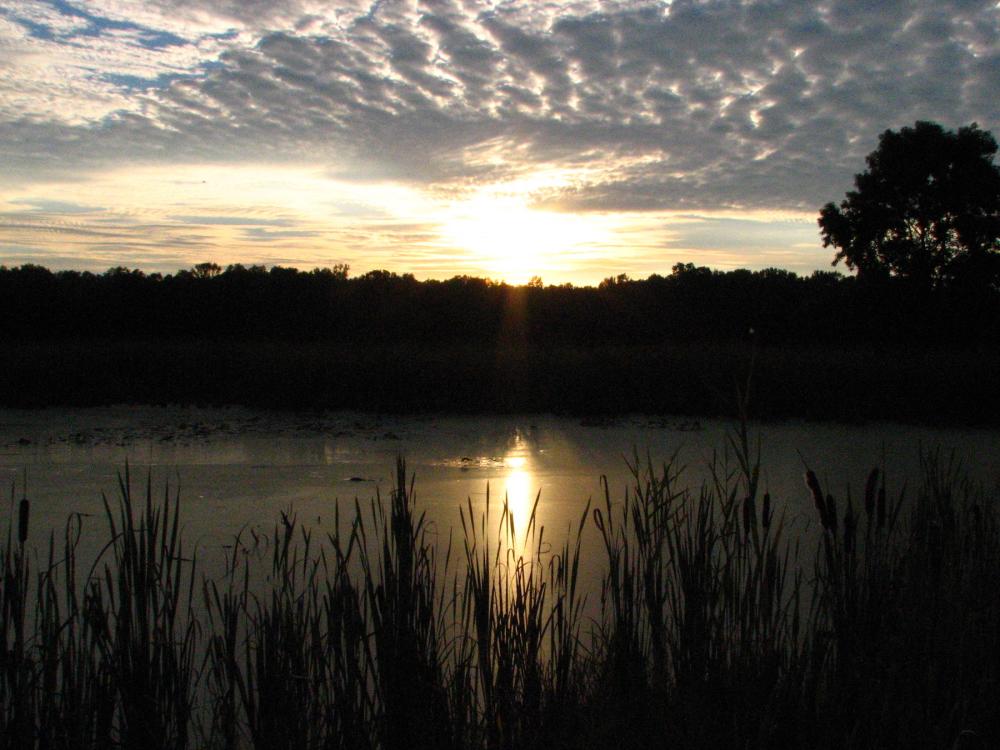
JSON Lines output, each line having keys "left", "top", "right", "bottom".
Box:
{"left": 1, "top": 0, "right": 998, "bottom": 285}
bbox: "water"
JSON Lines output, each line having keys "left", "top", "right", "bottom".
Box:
{"left": 2, "top": 406, "right": 999, "bottom": 589}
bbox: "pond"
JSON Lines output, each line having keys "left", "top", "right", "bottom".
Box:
{"left": 3, "top": 405, "right": 999, "bottom": 593}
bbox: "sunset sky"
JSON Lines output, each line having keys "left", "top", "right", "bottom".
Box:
{"left": 1, "top": 0, "right": 998, "bottom": 284}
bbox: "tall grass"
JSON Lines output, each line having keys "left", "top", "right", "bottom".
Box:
{"left": 2, "top": 443, "right": 999, "bottom": 748}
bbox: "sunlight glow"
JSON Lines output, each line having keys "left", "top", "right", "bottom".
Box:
{"left": 440, "top": 194, "right": 605, "bottom": 283}
{"left": 502, "top": 434, "right": 536, "bottom": 548}
{"left": 0, "top": 161, "right": 824, "bottom": 282}
{"left": 504, "top": 467, "right": 533, "bottom": 535}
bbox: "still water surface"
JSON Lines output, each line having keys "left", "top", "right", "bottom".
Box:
{"left": 2, "top": 406, "right": 999, "bottom": 586}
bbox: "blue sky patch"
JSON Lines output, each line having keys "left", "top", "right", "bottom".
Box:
{"left": 0, "top": 8, "right": 56, "bottom": 40}
{"left": 138, "top": 30, "right": 188, "bottom": 49}
{"left": 25, "top": 0, "right": 191, "bottom": 48}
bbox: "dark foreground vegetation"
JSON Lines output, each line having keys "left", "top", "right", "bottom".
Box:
{"left": 3, "top": 263, "right": 1000, "bottom": 422}
{"left": 2, "top": 438, "right": 999, "bottom": 749}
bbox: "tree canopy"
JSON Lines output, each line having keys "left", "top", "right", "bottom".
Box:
{"left": 819, "top": 121, "right": 1000, "bottom": 290}
{"left": 4, "top": 260, "right": 999, "bottom": 348}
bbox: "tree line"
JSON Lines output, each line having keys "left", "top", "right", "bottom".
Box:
{"left": 5, "top": 121, "right": 998, "bottom": 351}
{"left": 2, "top": 261, "right": 997, "bottom": 348}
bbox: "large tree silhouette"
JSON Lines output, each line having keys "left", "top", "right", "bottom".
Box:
{"left": 819, "top": 121, "right": 1000, "bottom": 290}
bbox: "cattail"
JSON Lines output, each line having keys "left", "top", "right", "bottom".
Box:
{"left": 18, "top": 496, "right": 29, "bottom": 544}
{"left": 864, "top": 467, "right": 879, "bottom": 519}
{"left": 826, "top": 493, "right": 837, "bottom": 534}
{"left": 805, "top": 471, "right": 826, "bottom": 523}
{"left": 761, "top": 492, "right": 772, "bottom": 530}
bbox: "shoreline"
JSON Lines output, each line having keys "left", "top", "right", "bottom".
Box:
{"left": 5, "top": 338, "right": 1000, "bottom": 427}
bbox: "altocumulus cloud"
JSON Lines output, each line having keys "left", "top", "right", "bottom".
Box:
{"left": 0, "top": 0, "right": 998, "bottom": 278}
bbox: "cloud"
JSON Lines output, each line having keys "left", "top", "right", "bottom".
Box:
{"left": 169, "top": 214, "right": 294, "bottom": 226}
{"left": 241, "top": 227, "right": 319, "bottom": 240}
{"left": 7, "top": 1, "right": 997, "bottom": 201}
{"left": 0, "top": 0, "right": 998, "bottom": 278}
{"left": 10, "top": 198, "right": 104, "bottom": 213}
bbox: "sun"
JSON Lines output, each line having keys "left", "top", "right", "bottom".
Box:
{"left": 440, "top": 194, "right": 595, "bottom": 283}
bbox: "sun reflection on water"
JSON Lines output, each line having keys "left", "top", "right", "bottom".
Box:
{"left": 500, "top": 434, "right": 538, "bottom": 556}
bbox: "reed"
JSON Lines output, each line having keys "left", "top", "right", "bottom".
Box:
{"left": 588, "top": 428, "right": 806, "bottom": 748}
{"left": 1, "top": 484, "right": 31, "bottom": 749}
{"left": 457, "top": 476, "right": 590, "bottom": 750}
{"left": 803, "top": 451, "right": 1000, "bottom": 748}
{"left": 1, "top": 442, "right": 998, "bottom": 749}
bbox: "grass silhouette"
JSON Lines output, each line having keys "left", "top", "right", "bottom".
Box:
{"left": 2, "top": 440, "right": 999, "bottom": 748}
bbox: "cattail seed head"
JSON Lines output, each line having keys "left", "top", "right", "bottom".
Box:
{"left": 876, "top": 487, "right": 886, "bottom": 530}
{"left": 805, "top": 471, "right": 826, "bottom": 522}
{"left": 762, "top": 492, "right": 772, "bottom": 529}
{"left": 18, "top": 497, "right": 29, "bottom": 544}
{"left": 826, "top": 493, "right": 837, "bottom": 534}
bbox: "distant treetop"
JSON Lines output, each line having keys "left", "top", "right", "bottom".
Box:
{"left": 819, "top": 121, "right": 1000, "bottom": 291}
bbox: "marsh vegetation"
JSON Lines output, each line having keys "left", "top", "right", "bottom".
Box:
{"left": 2, "top": 430, "right": 998, "bottom": 749}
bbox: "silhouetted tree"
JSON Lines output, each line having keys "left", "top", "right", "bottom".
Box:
{"left": 1, "top": 261, "right": 997, "bottom": 347}
{"left": 311, "top": 263, "right": 350, "bottom": 280}
{"left": 819, "top": 121, "right": 1000, "bottom": 290}
{"left": 599, "top": 273, "right": 632, "bottom": 289}
{"left": 192, "top": 262, "right": 222, "bottom": 278}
